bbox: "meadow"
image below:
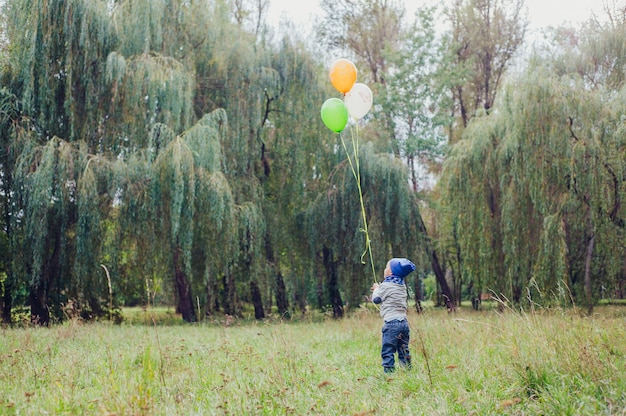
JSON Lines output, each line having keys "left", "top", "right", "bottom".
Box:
{"left": 1, "top": 305, "right": 626, "bottom": 415}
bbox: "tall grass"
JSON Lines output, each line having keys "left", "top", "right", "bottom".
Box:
{"left": 1, "top": 306, "right": 626, "bottom": 415}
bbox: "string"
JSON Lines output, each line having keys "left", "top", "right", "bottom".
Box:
{"left": 339, "top": 122, "right": 377, "bottom": 286}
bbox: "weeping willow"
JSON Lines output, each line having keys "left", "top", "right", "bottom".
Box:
{"left": 252, "top": 37, "right": 336, "bottom": 315}
{"left": 1, "top": 0, "right": 240, "bottom": 323}
{"left": 4, "top": 0, "right": 116, "bottom": 145}
{"left": 109, "top": 53, "right": 195, "bottom": 150}
{"left": 75, "top": 153, "right": 113, "bottom": 313}
{"left": 2, "top": 0, "right": 410, "bottom": 323}
{"left": 440, "top": 64, "right": 626, "bottom": 308}
{"left": 126, "top": 107, "right": 235, "bottom": 322}
{"left": 305, "top": 142, "right": 427, "bottom": 312}
{"left": 440, "top": 113, "right": 503, "bottom": 297}
{"left": 13, "top": 137, "right": 93, "bottom": 322}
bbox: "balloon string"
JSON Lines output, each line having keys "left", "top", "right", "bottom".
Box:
{"left": 340, "top": 123, "right": 377, "bottom": 285}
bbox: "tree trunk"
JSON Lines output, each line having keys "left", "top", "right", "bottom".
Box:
{"left": 457, "top": 86, "right": 468, "bottom": 128}
{"left": 173, "top": 247, "right": 195, "bottom": 322}
{"left": 265, "top": 232, "right": 289, "bottom": 316}
{"left": 29, "top": 283, "right": 50, "bottom": 326}
{"left": 323, "top": 246, "right": 343, "bottom": 318}
{"left": 414, "top": 273, "right": 423, "bottom": 314}
{"left": 1, "top": 272, "right": 13, "bottom": 324}
{"left": 584, "top": 233, "right": 595, "bottom": 315}
{"left": 223, "top": 269, "right": 238, "bottom": 316}
{"left": 275, "top": 270, "right": 289, "bottom": 318}
{"left": 431, "top": 244, "right": 454, "bottom": 310}
{"left": 30, "top": 230, "right": 62, "bottom": 325}
{"left": 416, "top": 212, "right": 456, "bottom": 311}
{"left": 290, "top": 253, "right": 307, "bottom": 314}
{"left": 250, "top": 280, "right": 265, "bottom": 320}
{"left": 2, "top": 172, "right": 13, "bottom": 324}
{"left": 205, "top": 263, "right": 215, "bottom": 316}
{"left": 316, "top": 258, "right": 324, "bottom": 310}
{"left": 415, "top": 214, "right": 455, "bottom": 310}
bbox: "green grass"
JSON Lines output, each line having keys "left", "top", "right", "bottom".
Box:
{"left": 1, "top": 306, "right": 626, "bottom": 415}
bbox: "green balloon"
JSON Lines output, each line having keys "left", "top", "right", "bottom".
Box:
{"left": 321, "top": 98, "right": 349, "bottom": 133}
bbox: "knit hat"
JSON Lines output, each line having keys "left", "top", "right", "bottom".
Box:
{"left": 389, "top": 258, "right": 416, "bottom": 279}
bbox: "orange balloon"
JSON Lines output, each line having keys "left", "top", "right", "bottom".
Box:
{"left": 329, "top": 59, "right": 357, "bottom": 94}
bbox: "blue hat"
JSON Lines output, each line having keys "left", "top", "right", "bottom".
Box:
{"left": 389, "top": 258, "right": 415, "bottom": 279}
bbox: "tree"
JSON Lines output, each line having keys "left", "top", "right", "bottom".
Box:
{"left": 0, "top": 0, "right": 119, "bottom": 324}
{"left": 317, "top": 0, "right": 405, "bottom": 84}
{"left": 434, "top": 0, "right": 527, "bottom": 306}
{"left": 382, "top": 6, "right": 450, "bottom": 189}
{"left": 445, "top": 0, "right": 527, "bottom": 130}
{"left": 0, "top": 0, "right": 239, "bottom": 323}
{"left": 111, "top": 109, "right": 234, "bottom": 323}
{"left": 316, "top": 2, "right": 457, "bottom": 309}
{"left": 305, "top": 142, "right": 429, "bottom": 317}
{"left": 543, "top": 8, "right": 626, "bottom": 93}
{"left": 441, "top": 8, "right": 624, "bottom": 310}
{"left": 440, "top": 61, "right": 626, "bottom": 311}
{"left": 257, "top": 34, "right": 331, "bottom": 316}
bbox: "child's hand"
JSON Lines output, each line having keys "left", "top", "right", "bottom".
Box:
{"left": 371, "top": 283, "right": 379, "bottom": 292}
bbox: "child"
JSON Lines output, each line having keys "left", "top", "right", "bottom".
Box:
{"left": 371, "top": 258, "right": 415, "bottom": 373}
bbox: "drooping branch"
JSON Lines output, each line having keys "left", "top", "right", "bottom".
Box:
{"left": 568, "top": 116, "right": 624, "bottom": 228}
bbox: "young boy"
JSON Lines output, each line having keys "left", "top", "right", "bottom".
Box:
{"left": 371, "top": 258, "right": 416, "bottom": 373}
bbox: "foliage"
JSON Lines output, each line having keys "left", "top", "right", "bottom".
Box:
{"left": 543, "top": 12, "right": 626, "bottom": 92}
{"left": 444, "top": 0, "right": 528, "bottom": 130}
{"left": 317, "top": 0, "right": 406, "bottom": 84}
{"left": 439, "top": 64, "right": 626, "bottom": 307}
{"left": 381, "top": 5, "right": 451, "bottom": 186}
{"left": 305, "top": 140, "right": 428, "bottom": 308}
{"left": 1, "top": 0, "right": 624, "bottom": 323}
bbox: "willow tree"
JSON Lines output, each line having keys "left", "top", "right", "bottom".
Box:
{"left": 10, "top": 137, "right": 111, "bottom": 323}
{"left": 440, "top": 13, "right": 626, "bottom": 311}
{"left": 253, "top": 32, "right": 339, "bottom": 316}
{"left": 0, "top": 0, "right": 243, "bottom": 323}
{"left": 430, "top": 0, "right": 527, "bottom": 305}
{"left": 440, "top": 64, "right": 626, "bottom": 311}
{"left": 143, "top": 112, "right": 232, "bottom": 322}
{"left": 0, "top": 0, "right": 119, "bottom": 324}
{"left": 305, "top": 142, "right": 428, "bottom": 317}
{"left": 0, "top": 89, "right": 21, "bottom": 323}
{"left": 189, "top": 5, "right": 331, "bottom": 317}
{"left": 200, "top": 33, "right": 275, "bottom": 317}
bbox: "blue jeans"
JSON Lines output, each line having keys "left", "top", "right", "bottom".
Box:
{"left": 381, "top": 319, "right": 411, "bottom": 372}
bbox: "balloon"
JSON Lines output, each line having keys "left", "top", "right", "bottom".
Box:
{"left": 320, "top": 98, "right": 349, "bottom": 133}
{"left": 329, "top": 59, "right": 357, "bottom": 94}
{"left": 344, "top": 83, "right": 373, "bottom": 119}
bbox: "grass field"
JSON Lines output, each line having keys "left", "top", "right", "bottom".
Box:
{"left": 1, "top": 305, "right": 626, "bottom": 415}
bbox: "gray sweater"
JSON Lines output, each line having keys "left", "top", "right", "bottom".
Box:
{"left": 372, "top": 281, "right": 407, "bottom": 322}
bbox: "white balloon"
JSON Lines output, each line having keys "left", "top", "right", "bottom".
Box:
{"left": 344, "top": 83, "right": 373, "bottom": 119}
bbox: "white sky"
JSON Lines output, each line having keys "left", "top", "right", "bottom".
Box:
{"left": 266, "top": 0, "right": 607, "bottom": 36}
